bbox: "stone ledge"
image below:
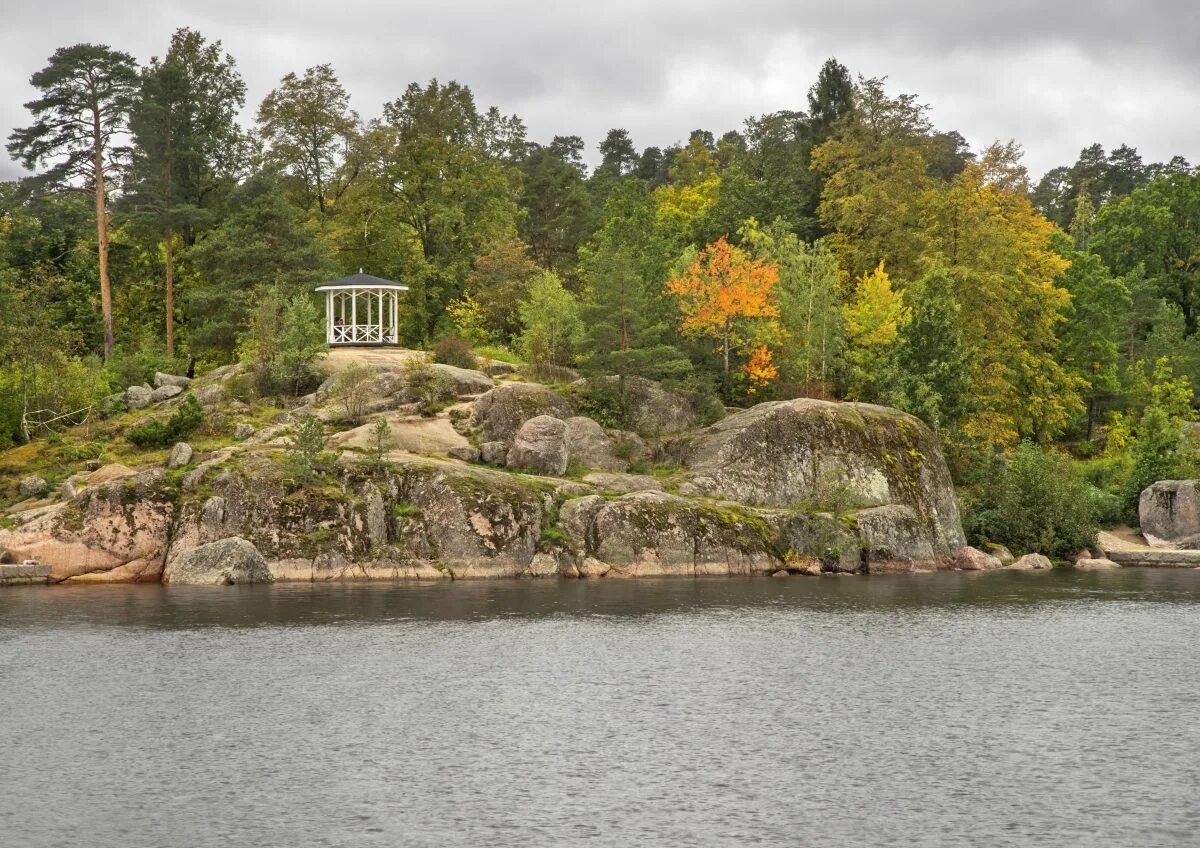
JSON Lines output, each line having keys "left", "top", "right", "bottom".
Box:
{"left": 0, "top": 561, "right": 52, "bottom": 585}
{"left": 1106, "top": 548, "right": 1200, "bottom": 568}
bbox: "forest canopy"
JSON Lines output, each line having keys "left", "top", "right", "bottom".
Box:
{"left": 2, "top": 31, "right": 1199, "bottom": 519}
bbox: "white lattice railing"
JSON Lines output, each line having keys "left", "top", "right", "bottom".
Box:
{"left": 330, "top": 323, "right": 391, "bottom": 344}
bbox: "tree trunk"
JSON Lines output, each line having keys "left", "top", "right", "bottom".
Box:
{"left": 93, "top": 115, "right": 114, "bottom": 359}
{"left": 164, "top": 235, "right": 175, "bottom": 357}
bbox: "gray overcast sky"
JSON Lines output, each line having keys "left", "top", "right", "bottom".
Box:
{"left": 1, "top": 0, "right": 1198, "bottom": 182}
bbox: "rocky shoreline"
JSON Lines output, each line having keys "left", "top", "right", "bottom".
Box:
{"left": 0, "top": 351, "right": 1113, "bottom": 586}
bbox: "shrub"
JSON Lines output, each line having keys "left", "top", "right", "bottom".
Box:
{"left": 963, "top": 441, "right": 1098, "bottom": 558}
{"left": 402, "top": 355, "right": 456, "bottom": 416}
{"left": 568, "top": 379, "right": 626, "bottom": 430}
{"left": 333, "top": 363, "right": 376, "bottom": 423}
{"left": 285, "top": 414, "right": 330, "bottom": 479}
{"left": 126, "top": 395, "right": 205, "bottom": 449}
{"left": 367, "top": 416, "right": 392, "bottom": 470}
{"left": 432, "top": 335, "right": 477, "bottom": 370}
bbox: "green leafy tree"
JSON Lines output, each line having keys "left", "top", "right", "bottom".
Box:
{"left": 125, "top": 28, "right": 247, "bottom": 355}
{"left": 965, "top": 441, "right": 1098, "bottom": 558}
{"left": 742, "top": 218, "right": 844, "bottom": 396}
{"left": 1093, "top": 172, "right": 1200, "bottom": 333}
{"left": 188, "top": 173, "right": 336, "bottom": 361}
{"left": 257, "top": 64, "right": 359, "bottom": 216}
{"left": 579, "top": 243, "right": 691, "bottom": 382}
{"left": 367, "top": 79, "right": 522, "bottom": 341}
{"left": 7, "top": 44, "right": 140, "bottom": 358}
{"left": 880, "top": 268, "right": 970, "bottom": 431}
{"left": 519, "top": 140, "right": 592, "bottom": 273}
{"left": 517, "top": 271, "right": 584, "bottom": 369}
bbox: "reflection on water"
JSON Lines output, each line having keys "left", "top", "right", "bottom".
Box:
{"left": 3, "top": 570, "right": 1200, "bottom": 847}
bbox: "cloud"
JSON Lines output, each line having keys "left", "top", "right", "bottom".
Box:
{"left": 1, "top": 0, "right": 1197, "bottom": 182}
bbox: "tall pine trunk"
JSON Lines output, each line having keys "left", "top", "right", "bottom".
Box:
{"left": 93, "top": 113, "right": 114, "bottom": 359}
{"left": 164, "top": 235, "right": 175, "bottom": 357}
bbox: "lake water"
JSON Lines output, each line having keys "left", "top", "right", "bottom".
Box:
{"left": 3, "top": 570, "right": 1200, "bottom": 847}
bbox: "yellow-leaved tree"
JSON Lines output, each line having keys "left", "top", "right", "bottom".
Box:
{"left": 842, "top": 261, "right": 909, "bottom": 397}
{"left": 919, "top": 143, "right": 1083, "bottom": 446}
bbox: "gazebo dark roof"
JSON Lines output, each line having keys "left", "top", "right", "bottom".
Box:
{"left": 315, "top": 272, "right": 408, "bottom": 291}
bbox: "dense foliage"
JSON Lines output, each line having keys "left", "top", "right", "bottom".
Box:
{"left": 3, "top": 31, "right": 1200, "bottom": 554}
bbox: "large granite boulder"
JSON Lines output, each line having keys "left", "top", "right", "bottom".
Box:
{"left": 167, "top": 442, "right": 194, "bottom": 469}
{"left": 154, "top": 372, "right": 190, "bottom": 389}
{"left": 1139, "top": 480, "right": 1200, "bottom": 548}
{"left": 164, "top": 536, "right": 274, "bottom": 585}
{"left": 149, "top": 384, "right": 183, "bottom": 404}
{"left": 506, "top": 415, "right": 568, "bottom": 475}
{"left": 471, "top": 383, "right": 572, "bottom": 442}
{"left": 167, "top": 457, "right": 547, "bottom": 581}
{"left": 684, "top": 399, "right": 964, "bottom": 563}
{"left": 429, "top": 363, "right": 493, "bottom": 396}
{"left": 124, "top": 384, "right": 153, "bottom": 410}
{"left": 1008, "top": 553, "right": 1054, "bottom": 570}
{"left": 954, "top": 545, "right": 1003, "bottom": 571}
{"left": 564, "top": 416, "right": 624, "bottom": 471}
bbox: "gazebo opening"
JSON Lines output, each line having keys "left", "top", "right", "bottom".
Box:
{"left": 316, "top": 272, "right": 409, "bottom": 346}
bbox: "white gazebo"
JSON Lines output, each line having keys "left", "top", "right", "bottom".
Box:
{"left": 316, "top": 272, "right": 409, "bottom": 346}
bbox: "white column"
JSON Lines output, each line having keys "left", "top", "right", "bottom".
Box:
{"left": 326, "top": 291, "right": 333, "bottom": 344}
{"left": 351, "top": 290, "right": 357, "bottom": 343}
{"left": 392, "top": 291, "right": 398, "bottom": 344}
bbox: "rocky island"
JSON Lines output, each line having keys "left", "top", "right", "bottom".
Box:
{"left": 0, "top": 350, "right": 995, "bottom": 585}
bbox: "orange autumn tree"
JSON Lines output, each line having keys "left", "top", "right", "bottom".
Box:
{"left": 665, "top": 236, "right": 781, "bottom": 390}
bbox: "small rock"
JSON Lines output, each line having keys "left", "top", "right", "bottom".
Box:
{"left": 18, "top": 476, "right": 48, "bottom": 498}
{"left": 1071, "top": 549, "right": 1094, "bottom": 563}
{"left": 771, "top": 569, "right": 790, "bottom": 578}
{"left": 84, "top": 459, "right": 103, "bottom": 472}
{"left": 447, "top": 445, "right": 481, "bottom": 463}
{"left": 228, "top": 400, "right": 250, "bottom": 413}
{"left": 954, "top": 545, "right": 1003, "bottom": 571}
{"left": 233, "top": 423, "right": 255, "bottom": 441}
{"left": 124, "top": 384, "right": 154, "bottom": 410}
{"left": 482, "top": 361, "right": 517, "bottom": 376}
{"left": 1008, "top": 553, "right": 1054, "bottom": 570}
{"left": 149, "top": 384, "right": 184, "bottom": 404}
{"left": 1076, "top": 557, "right": 1120, "bottom": 570}
{"left": 986, "top": 544, "right": 1015, "bottom": 566}
{"left": 167, "top": 442, "right": 194, "bottom": 469}
{"left": 578, "top": 556, "right": 610, "bottom": 578}
{"left": 480, "top": 441, "right": 509, "bottom": 466}
{"left": 526, "top": 552, "right": 560, "bottom": 578}
{"left": 154, "top": 372, "right": 191, "bottom": 389}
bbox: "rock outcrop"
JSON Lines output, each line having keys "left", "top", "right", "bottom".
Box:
{"left": 1139, "top": 480, "right": 1200, "bottom": 548}
{"left": 0, "top": 469, "right": 176, "bottom": 583}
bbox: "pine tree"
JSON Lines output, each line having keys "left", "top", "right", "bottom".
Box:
{"left": 7, "top": 44, "right": 139, "bottom": 358}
